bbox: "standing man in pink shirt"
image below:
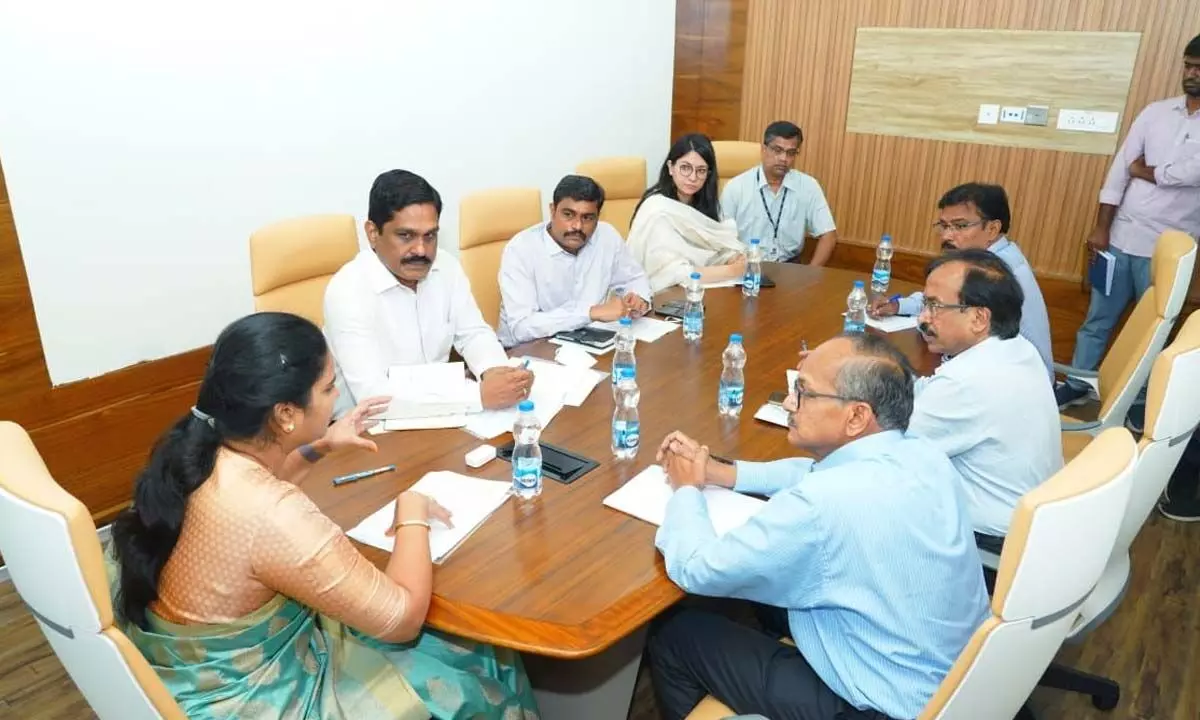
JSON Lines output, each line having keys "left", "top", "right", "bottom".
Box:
{"left": 1057, "top": 33, "right": 1200, "bottom": 428}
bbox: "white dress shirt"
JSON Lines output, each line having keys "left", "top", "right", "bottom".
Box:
{"left": 323, "top": 249, "right": 509, "bottom": 416}
{"left": 497, "top": 222, "right": 652, "bottom": 347}
{"left": 719, "top": 165, "right": 836, "bottom": 261}
{"left": 907, "top": 335, "right": 1064, "bottom": 536}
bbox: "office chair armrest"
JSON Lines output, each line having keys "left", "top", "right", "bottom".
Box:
{"left": 1061, "top": 419, "right": 1102, "bottom": 432}
{"left": 1053, "top": 362, "right": 1098, "bottom": 380}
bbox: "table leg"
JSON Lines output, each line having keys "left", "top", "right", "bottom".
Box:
{"left": 523, "top": 625, "right": 648, "bottom": 720}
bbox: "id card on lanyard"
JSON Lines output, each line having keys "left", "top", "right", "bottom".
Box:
{"left": 757, "top": 169, "right": 788, "bottom": 244}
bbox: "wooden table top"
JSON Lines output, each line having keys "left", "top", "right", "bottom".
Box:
{"left": 300, "top": 262, "right": 936, "bottom": 659}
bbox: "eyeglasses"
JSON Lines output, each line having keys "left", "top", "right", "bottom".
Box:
{"left": 791, "top": 378, "right": 860, "bottom": 406}
{"left": 675, "top": 162, "right": 709, "bottom": 179}
{"left": 931, "top": 220, "right": 984, "bottom": 233}
{"left": 920, "top": 298, "right": 977, "bottom": 315}
{"left": 764, "top": 144, "right": 800, "bottom": 159}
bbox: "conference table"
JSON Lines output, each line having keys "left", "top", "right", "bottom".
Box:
{"left": 300, "top": 262, "right": 935, "bottom": 718}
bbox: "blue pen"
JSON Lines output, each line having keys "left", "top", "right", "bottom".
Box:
{"left": 332, "top": 464, "right": 396, "bottom": 487}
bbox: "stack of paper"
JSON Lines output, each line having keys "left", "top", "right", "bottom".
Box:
{"left": 754, "top": 369, "right": 798, "bottom": 428}
{"left": 602, "top": 465, "right": 766, "bottom": 537}
{"left": 384, "top": 363, "right": 481, "bottom": 421}
{"left": 346, "top": 471, "right": 511, "bottom": 564}
{"left": 590, "top": 317, "right": 680, "bottom": 343}
{"left": 701, "top": 278, "right": 742, "bottom": 289}
{"left": 523, "top": 357, "right": 606, "bottom": 407}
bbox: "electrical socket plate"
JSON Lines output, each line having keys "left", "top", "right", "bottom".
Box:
{"left": 1057, "top": 109, "right": 1120, "bottom": 134}
{"left": 1000, "top": 106, "right": 1027, "bottom": 123}
{"left": 977, "top": 104, "right": 1000, "bottom": 125}
{"left": 1024, "top": 105, "right": 1049, "bottom": 126}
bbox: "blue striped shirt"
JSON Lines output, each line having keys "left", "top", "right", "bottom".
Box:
{"left": 656, "top": 431, "right": 990, "bottom": 719}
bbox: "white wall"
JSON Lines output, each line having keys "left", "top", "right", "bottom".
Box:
{"left": 0, "top": 0, "right": 675, "bottom": 385}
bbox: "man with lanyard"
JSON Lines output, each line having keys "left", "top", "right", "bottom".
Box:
{"left": 720, "top": 121, "right": 840, "bottom": 265}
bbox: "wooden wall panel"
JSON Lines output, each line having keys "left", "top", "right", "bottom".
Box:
{"left": 847, "top": 29, "right": 1141, "bottom": 155}
{"left": 0, "top": 156, "right": 209, "bottom": 526}
{"left": 741, "top": 0, "right": 1200, "bottom": 282}
{"left": 670, "top": 0, "right": 749, "bottom": 139}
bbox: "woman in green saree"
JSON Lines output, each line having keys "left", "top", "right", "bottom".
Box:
{"left": 110, "top": 311, "right": 538, "bottom": 719}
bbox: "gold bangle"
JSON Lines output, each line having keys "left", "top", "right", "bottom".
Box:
{"left": 393, "top": 520, "right": 431, "bottom": 532}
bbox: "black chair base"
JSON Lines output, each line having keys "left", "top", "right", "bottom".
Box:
{"left": 1038, "top": 662, "right": 1120, "bottom": 710}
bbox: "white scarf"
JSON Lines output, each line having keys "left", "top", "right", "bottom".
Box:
{"left": 626, "top": 193, "right": 745, "bottom": 292}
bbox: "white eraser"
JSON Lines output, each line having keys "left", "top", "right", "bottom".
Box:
{"left": 465, "top": 444, "right": 497, "bottom": 468}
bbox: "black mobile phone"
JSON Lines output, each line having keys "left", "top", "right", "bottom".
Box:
{"left": 768, "top": 391, "right": 787, "bottom": 406}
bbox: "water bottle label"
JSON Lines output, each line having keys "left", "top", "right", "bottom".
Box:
{"left": 683, "top": 312, "right": 703, "bottom": 335}
{"left": 871, "top": 267, "right": 890, "bottom": 285}
{"left": 743, "top": 273, "right": 760, "bottom": 289}
{"left": 721, "top": 385, "right": 744, "bottom": 408}
{"left": 612, "top": 420, "right": 640, "bottom": 450}
{"left": 513, "top": 457, "right": 542, "bottom": 489}
{"left": 612, "top": 363, "right": 634, "bottom": 385}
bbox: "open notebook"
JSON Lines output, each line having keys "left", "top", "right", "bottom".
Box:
{"left": 346, "top": 472, "right": 511, "bottom": 564}
{"left": 603, "top": 465, "right": 766, "bottom": 537}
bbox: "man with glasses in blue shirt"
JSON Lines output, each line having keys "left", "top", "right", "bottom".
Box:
{"left": 870, "top": 183, "right": 1054, "bottom": 381}
{"left": 647, "top": 333, "right": 988, "bottom": 720}
{"left": 907, "top": 249, "right": 1063, "bottom": 551}
{"left": 719, "top": 121, "right": 840, "bottom": 265}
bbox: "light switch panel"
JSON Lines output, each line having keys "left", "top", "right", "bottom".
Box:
{"left": 1000, "top": 106, "right": 1027, "bottom": 123}
{"left": 977, "top": 104, "right": 1000, "bottom": 125}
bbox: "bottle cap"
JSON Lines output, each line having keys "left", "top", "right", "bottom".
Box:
{"left": 730, "top": 333, "right": 742, "bottom": 343}
{"left": 619, "top": 316, "right": 632, "bottom": 326}
{"left": 749, "top": 238, "right": 761, "bottom": 245}
{"left": 518, "top": 400, "right": 534, "bottom": 412}
{"left": 690, "top": 271, "right": 701, "bottom": 280}
{"left": 853, "top": 280, "right": 865, "bottom": 288}
{"left": 882, "top": 233, "right": 892, "bottom": 243}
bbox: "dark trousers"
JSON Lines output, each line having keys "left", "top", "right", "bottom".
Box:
{"left": 1166, "top": 433, "right": 1200, "bottom": 501}
{"left": 648, "top": 606, "right": 896, "bottom": 720}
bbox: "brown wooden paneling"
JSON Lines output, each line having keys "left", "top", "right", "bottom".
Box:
{"left": 671, "top": 0, "right": 749, "bottom": 140}
{"left": 0, "top": 155, "right": 209, "bottom": 526}
{"left": 741, "top": 0, "right": 1200, "bottom": 282}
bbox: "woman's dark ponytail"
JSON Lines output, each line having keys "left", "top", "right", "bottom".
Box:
{"left": 110, "top": 312, "right": 328, "bottom": 628}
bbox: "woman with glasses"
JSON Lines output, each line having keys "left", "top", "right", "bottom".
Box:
{"left": 627, "top": 133, "right": 747, "bottom": 291}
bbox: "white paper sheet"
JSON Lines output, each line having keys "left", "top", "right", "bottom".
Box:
{"left": 589, "top": 317, "right": 680, "bottom": 343}
{"left": 554, "top": 344, "right": 598, "bottom": 369}
{"left": 602, "top": 465, "right": 766, "bottom": 537}
{"left": 701, "top": 278, "right": 742, "bottom": 289}
{"left": 384, "top": 362, "right": 481, "bottom": 418}
{"left": 367, "top": 415, "right": 468, "bottom": 435}
{"left": 753, "top": 403, "right": 790, "bottom": 427}
{"left": 842, "top": 313, "right": 921, "bottom": 333}
{"left": 346, "top": 471, "right": 511, "bottom": 564}
{"left": 523, "top": 358, "right": 606, "bottom": 407}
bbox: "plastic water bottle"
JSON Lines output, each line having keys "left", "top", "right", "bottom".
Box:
{"left": 844, "top": 281, "right": 868, "bottom": 333}
{"left": 742, "top": 238, "right": 763, "bottom": 297}
{"left": 683, "top": 271, "right": 704, "bottom": 342}
{"left": 511, "top": 400, "right": 543, "bottom": 500}
{"left": 871, "top": 234, "right": 893, "bottom": 295}
{"left": 611, "top": 367, "right": 641, "bottom": 460}
{"left": 718, "top": 334, "right": 746, "bottom": 418}
{"left": 611, "top": 316, "right": 636, "bottom": 397}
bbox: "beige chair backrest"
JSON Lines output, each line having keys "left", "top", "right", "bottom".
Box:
{"left": 249, "top": 214, "right": 359, "bottom": 326}
{"left": 712, "top": 140, "right": 761, "bottom": 194}
{"left": 459, "top": 188, "right": 543, "bottom": 327}
{"left": 575, "top": 157, "right": 646, "bottom": 238}
{"left": 1073, "top": 311, "right": 1200, "bottom": 636}
{"left": 1093, "top": 231, "right": 1196, "bottom": 426}
{"left": 921, "top": 428, "right": 1136, "bottom": 720}
{"left": 0, "top": 422, "right": 185, "bottom": 720}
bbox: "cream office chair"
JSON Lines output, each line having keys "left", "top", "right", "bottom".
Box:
{"left": 0, "top": 422, "right": 185, "bottom": 720}
{"left": 459, "top": 187, "right": 543, "bottom": 327}
{"left": 687, "top": 428, "right": 1137, "bottom": 720}
{"left": 1059, "top": 230, "right": 1196, "bottom": 435}
{"left": 575, "top": 156, "right": 646, "bottom": 238}
{"left": 712, "top": 141, "right": 761, "bottom": 194}
{"left": 1031, "top": 311, "right": 1200, "bottom": 708}
{"left": 249, "top": 214, "right": 359, "bottom": 326}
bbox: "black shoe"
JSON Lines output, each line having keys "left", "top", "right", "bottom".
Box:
{"left": 1158, "top": 496, "right": 1200, "bottom": 522}
{"left": 1055, "top": 381, "right": 1091, "bottom": 409}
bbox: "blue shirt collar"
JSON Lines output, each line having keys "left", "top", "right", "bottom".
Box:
{"left": 813, "top": 429, "right": 905, "bottom": 472}
{"left": 988, "top": 235, "right": 1010, "bottom": 254}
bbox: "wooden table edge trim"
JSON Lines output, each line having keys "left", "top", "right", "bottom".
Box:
{"left": 426, "top": 582, "right": 686, "bottom": 659}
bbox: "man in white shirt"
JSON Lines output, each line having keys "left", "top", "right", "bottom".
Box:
{"left": 906, "top": 249, "right": 1063, "bottom": 545}
{"left": 718, "top": 121, "right": 839, "bottom": 265}
{"left": 869, "top": 183, "right": 1054, "bottom": 380}
{"left": 324, "top": 169, "right": 533, "bottom": 417}
{"left": 498, "top": 174, "right": 652, "bottom": 347}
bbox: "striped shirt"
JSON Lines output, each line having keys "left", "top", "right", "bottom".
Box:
{"left": 656, "top": 431, "right": 989, "bottom": 719}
